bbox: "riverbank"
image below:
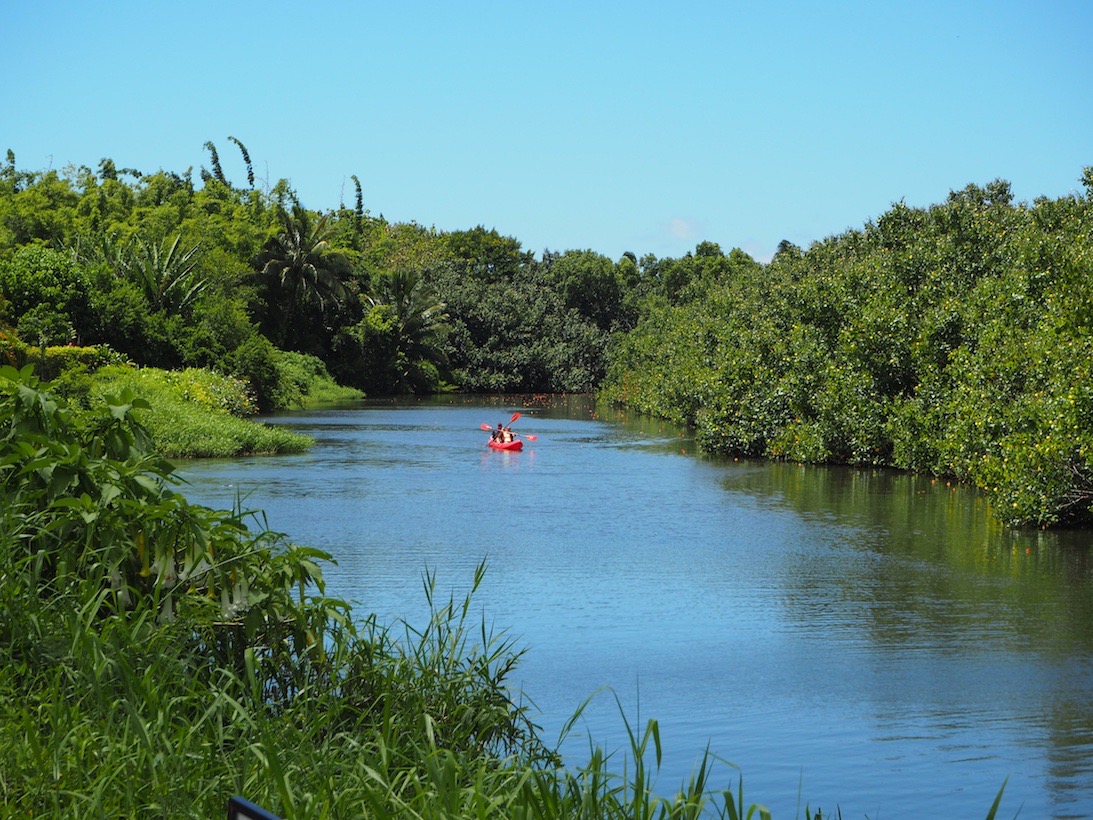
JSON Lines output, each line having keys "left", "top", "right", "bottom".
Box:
{"left": 602, "top": 178, "right": 1093, "bottom": 529}
{"left": 87, "top": 363, "right": 316, "bottom": 457}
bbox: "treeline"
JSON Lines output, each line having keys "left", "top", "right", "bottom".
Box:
{"left": 0, "top": 143, "right": 625, "bottom": 408}
{"left": 603, "top": 174, "right": 1093, "bottom": 527}
{"left": 2, "top": 145, "right": 1092, "bottom": 526}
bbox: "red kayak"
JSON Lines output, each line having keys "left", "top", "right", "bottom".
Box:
{"left": 488, "top": 438, "right": 523, "bottom": 451}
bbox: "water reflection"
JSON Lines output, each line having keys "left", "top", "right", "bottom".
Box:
{"left": 719, "top": 460, "right": 1093, "bottom": 815}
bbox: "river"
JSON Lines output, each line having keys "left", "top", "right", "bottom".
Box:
{"left": 177, "top": 395, "right": 1093, "bottom": 818}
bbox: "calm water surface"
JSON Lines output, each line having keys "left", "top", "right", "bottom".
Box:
{"left": 179, "top": 396, "right": 1093, "bottom": 818}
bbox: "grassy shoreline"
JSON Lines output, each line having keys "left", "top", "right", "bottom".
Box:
{"left": 89, "top": 364, "right": 315, "bottom": 457}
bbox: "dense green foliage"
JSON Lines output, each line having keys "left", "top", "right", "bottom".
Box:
{"left": 603, "top": 178, "right": 1093, "bottom": 527}
{"left": 2, "top": 143, "right": 1091, "bottom": 527}
{"left": 1, "top": 130, "right": 1046, "bottom": 808}
{"left": 0, "top": 338, "right": 346, "bottom": 457}
{"left": 87, "top": 365, "right": 315, "bottom": 458}
{"left": 0, "top": 147, "right": 613, "bottom": 404}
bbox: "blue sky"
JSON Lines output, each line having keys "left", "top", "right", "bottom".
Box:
{"left": 4, "top": 1, "right": 1090, "bottom": 262}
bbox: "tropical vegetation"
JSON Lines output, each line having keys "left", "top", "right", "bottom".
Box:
{"left": 603, "top": 176, "right": 1093, "bottom": 527}
{"left": 2, "top": 143, "right": 1090, "bottom": 525}
{"left": 0, "top": 137, "right": 1057, "bottom": 815}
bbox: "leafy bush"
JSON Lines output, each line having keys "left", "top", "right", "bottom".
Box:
{"left": 0, "top": 245, "right": 94, "bottom": 335}
{"left": 271, "top": 348, "right": 365, "bottom": 408}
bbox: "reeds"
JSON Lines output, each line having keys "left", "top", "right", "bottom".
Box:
{"left": 0, "top": 533, "right": 777, "bottom": 818}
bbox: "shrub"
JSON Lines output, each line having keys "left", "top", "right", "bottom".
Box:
{"left": 269, "top": 349, "right": 364, "bottom": 409}
{"left": 603, "top": 176, "right": 1093, "bottom": 527}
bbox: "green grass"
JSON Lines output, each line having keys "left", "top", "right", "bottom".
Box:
{"left": 91, "top": 364, "right": 313, "bottom": 457}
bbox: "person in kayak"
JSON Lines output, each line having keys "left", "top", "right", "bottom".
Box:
{"left": 493, "top": 423, "right": 504, "bottom": 442}
{"left": 502, "top": 425, "right": 514, "bottom": 443}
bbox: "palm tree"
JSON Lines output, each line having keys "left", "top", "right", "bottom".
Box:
{"left": 256, "top": 204, "right": 350, "bottom": 350}
{"left": 72, "top": 231, "right": 208, "bottom": 315}
{"left": 129, "top": 234, "right": 207, "bottom": 313}
{"left": 366, "top": 269, "right": 450, "bottom": 391}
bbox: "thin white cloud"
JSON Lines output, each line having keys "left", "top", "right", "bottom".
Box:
{"left": 667, "top": 217, "right": 701, "bottom": 241}
{"left": 740, "top": 240, "right": 776, "bottom": 264}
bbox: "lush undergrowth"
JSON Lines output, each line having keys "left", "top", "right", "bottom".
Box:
{"left": 1, "top": 331, "right": 360, "bottom": 457}
{"left": 271, "top": 349, "right": 366, "bottom": 408}
{"left": 81, "top": 364, "right": 314, "bottom": 458}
